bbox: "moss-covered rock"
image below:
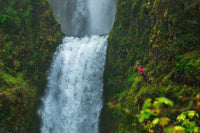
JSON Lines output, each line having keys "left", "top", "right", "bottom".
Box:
{"left": 0, "top": 0, "right": 64, "bottom": 132}
{"left": 101, "top": 0, "right": 200, "bottom": 132}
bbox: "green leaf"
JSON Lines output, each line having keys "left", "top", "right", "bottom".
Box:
{"left": 156, "top": 97, "right": 174, "bottom": 107}
{"left": 152, "top": 118, "right": 160, "bottom": 125}
{"left": 194, "top": 127, "right": 200, "bottom": 133}
{"left": 142, "top": 98, "right": 152, "bottom": 110}
{"left": 189, "top": 121, "right": 196, "bottom": 128}
{"left": 187, "top": 111, "right": 197, "bottom": 119}
{"left": 139, "top": 110, "right": 152, "bottom": 122}
{"left": 182, "top": 119, "right": 189, "bottom": 126}
{"left": 153, "top": 100, "right": 162, "bottom": 109}
{"left": 177, "top": 113, "right": 186, "bottom": 122}
{"left": 174, "top": 126, "right": 186, "bottom": 132}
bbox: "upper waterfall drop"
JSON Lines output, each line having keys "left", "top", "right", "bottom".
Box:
{"left": 48, "top": 0, "right": 116, "bottom": 36}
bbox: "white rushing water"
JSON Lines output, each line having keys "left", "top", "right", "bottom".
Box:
{"left": 38, "top": 36, "right": 108, "bottom": 133}
{"left": 48, "top": 0, "right": 116, "bottom": 36}
{"left": 38, "top": 0, "right": 116, "bottom": 132}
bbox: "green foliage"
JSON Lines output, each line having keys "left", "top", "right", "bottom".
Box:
{"left": 128, "top": 73, "right": 138, "bottom": 82}
{"left": 138, "top": 97, "right": 200, "bottom": 133}
{"left": 0, "top": 2, "right": 20, "bottom": 31}
{"left": 0, "top": 70, "right": 37, "bottom": 132}
{"left": 177, "top": 111, "right": 200, "bottom": 133}
{"left": 0, "top": 0, "right": 64, "bottom": 132}
{"left": 102, "top": 0, "right": 200, "bottom": 132}
{"left": 139, "top": 97, "right": 174, "bottom": 123}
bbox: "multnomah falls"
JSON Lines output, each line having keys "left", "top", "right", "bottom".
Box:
{"left": 38, "top": 0, "right": 116, "bottom": 133}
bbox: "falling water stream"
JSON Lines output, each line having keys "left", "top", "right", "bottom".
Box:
{"left": 38, "top": 0, "right": 116, "bottom": 133}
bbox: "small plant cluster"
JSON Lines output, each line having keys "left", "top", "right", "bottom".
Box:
{"left": 138, "top": 97, "right": 200, "bottom": 133}
{"left": 107, "top": 96, "right": 200, "bottom": 133}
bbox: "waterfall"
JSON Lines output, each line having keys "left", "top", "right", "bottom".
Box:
{"left": 48, "top": 0, "right": 116, "bottom": 36}
{"left": 38, "top": 0, "right": 116, "bottom": 133}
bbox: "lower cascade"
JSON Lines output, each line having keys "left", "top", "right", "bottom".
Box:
{"left": 38, "top": 35, "right": 108, "bottom": 133}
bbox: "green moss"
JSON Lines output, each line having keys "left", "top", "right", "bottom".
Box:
{"left": 102, "top": 0, "right": 200, "bottom": 132}
{"left": 0, "top": 0, "right": 64, "bottom": 132}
